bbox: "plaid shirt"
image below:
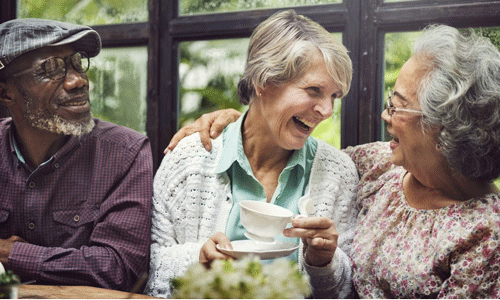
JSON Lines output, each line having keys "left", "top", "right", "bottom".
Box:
{"left": 0, "top": 118, "right": 153, "bottom": 291}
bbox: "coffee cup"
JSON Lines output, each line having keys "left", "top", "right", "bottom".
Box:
{"left": 239, "top": 200, "right": 294, "bottom": 242}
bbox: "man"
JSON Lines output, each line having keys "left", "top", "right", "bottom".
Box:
{"left": 0, "top": 19, "right": 153, "bottom": 291}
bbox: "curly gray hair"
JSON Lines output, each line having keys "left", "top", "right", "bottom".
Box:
{"left": 237, "top": 9, "right": 352, "bottom": 105}
{"left": 414, "top": 24, "right": 500, "bottom": 181}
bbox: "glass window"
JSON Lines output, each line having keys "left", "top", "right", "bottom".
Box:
{"left": 88, "top": 47, "right": 148, "bottom": 134}
{"left": 382, "top": 31, "right": 418, "bottom": 141}
{"left": 180, "top": 0, "right": 341, "bottom": 16}
{"left": 179, "top": 39, "right": 248, "bottom": 128}
{"left": 179, "top": 33, "right": 343, "bottom": 148}
{"left": 17, "top": 0, "right": 148, "bottom": 25}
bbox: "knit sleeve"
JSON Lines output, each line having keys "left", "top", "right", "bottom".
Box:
{"left": 144, "top": 133, "right": 224, "bottom": 298}
{"left": 305, "top": 140, "right": 359, "bottom": 298}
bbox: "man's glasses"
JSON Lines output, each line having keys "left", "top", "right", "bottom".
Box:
{"left": 385, "top": 89, "right": 423, "bottom": 116}
{"left": 11, "top": 52, "right": 90, "bottom": 81}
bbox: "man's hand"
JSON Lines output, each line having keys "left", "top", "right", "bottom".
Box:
{"left": 0, "top": 236, "right": 27, "bottom": 266}
{"left": 165, "top": 109, "right": 242, "bottom": 153}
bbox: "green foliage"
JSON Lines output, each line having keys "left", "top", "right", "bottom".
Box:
{"left": 18, "top": 0, "right": 147, "bottom": 25}
{"left": 0, "top": 271, "right": 19, "bottom": 287}
{"left": 476, "top": 28, "right": 500, "bottom": 50}
{"left": 179, "top": 0, "right": 340, "bottom": 15}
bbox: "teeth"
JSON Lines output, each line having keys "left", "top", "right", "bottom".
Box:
{"left": 294, "top": 116, "right": 317, "bottom": 128}
{"left": 61, "top": 101, "right": 86, "bottom": 106}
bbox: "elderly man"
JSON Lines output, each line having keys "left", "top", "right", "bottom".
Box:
{"left": 0, "top": 19, "right": 152, "bottom": 291}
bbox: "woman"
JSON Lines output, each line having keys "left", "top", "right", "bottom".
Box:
{"left": 169, "top": 25, "right": 500, "bottom": 298}
{"left": 145, "top": 10, "right": 359, "bottom": 298}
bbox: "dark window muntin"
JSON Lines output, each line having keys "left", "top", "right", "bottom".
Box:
{"left": 2, "top": 0, "right": 500, "bottom": 171}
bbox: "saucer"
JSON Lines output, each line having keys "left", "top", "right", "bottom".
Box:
{"left": 244, "top": 231, "right": 275, "bottom": 243}
{"left": 217, "top": 240, "right": 299, "bottom": 260}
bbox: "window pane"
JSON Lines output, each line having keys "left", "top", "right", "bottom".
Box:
{"left": 179, "top": 33, "right": 342, "bottom": 148}
{"left": 179, "top": 39, "right": 248, "bottom": 128}
{"left": 382, "top": 31, "right": 418, "bottom": 141}
{"left": 88, "top": 47, "right": 148, "bottom": 134}
{"left": 18, "top": 0, "right": 148, "bottom": 25}
{"left": 180, "top": 0, "right": 341, "bottom": 15}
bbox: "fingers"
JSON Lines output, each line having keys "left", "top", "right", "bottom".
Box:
{"left": 211, "top": 232, "right": 232, "bottom": 250}
{"left": 283, "top": 217, "right": 338, "bottom": 267}
{"left": 6, "top": 236, "right": 27, "bottom": 243}
{"left": 165, "top": 125, "right": 202, "bottom": 154}
{"left": 209, "top": 109, "right": 242, "bottom": 139}
{"left": 199, "top": 232, "right": 233, "bottom": 268}
{"left": 164, "top": 109, "right": 242, "bottom": 154}
{"left": 165, "top": 112, "right": 216, "bottom": 154}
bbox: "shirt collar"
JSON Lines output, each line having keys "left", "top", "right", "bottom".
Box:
{"left": 214, "top": 111, "right": 245, "bottom": 173}
{"left": 214, "top": 111, "right": 307, "bottom": 175}
{"left": 10, "top": 126, "right": 25, "bottom": 164}
{"left": 8, "top": 122, "right": 91, "bottom": 168}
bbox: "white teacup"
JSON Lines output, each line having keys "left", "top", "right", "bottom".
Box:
{"left": 239, "top": 200, "right": 294, "bottom": 243}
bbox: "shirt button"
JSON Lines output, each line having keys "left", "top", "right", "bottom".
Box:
{"left": 54, "top": 163, "right": 60, "bottom": 169}
{"left": 74, "top": 215, "right": 80, "bottom": 222}
{"left": 28, "top": 223, "right": 35, "bottom": 230}
{"left": 28, "top": 182, "right": 36, "bottom": 188}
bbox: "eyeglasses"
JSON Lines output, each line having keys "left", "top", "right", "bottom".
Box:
{"left": 10, "top": 52, "right": 90, "bottom": 81}
{"left": 385, "top": 89, "right": 423, "bottom": 116}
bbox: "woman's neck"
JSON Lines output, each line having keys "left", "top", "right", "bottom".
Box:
{"left": 403, "top": 168, "right": 498, "bottom": 210}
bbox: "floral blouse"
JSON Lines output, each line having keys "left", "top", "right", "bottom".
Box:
{"left": 344, "top": 142, "right": 500, "bottom": 298}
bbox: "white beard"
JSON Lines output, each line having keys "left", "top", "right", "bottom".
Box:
{"left": 24, "top": 96, "right": 95, "bottom": 136}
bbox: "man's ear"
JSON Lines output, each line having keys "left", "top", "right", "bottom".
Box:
{"left": 0, "top": 81, "right": 15, "bottom": 107}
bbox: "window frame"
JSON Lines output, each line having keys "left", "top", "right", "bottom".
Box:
{"left": 2, "top": 0, "right": 500, "bottom": 170}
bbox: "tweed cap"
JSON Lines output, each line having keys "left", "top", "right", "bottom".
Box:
{"left": 0, "top": 18, "right": 101, "bottom": 70}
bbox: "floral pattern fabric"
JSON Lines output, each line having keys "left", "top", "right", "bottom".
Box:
{"left": 344, "top": 142, "right": 500, "bottom": 298}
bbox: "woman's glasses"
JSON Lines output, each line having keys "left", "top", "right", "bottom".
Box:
{"left": 385, "top": 89, "right": 423, "bottom": 116}
{"left": 10, "top": 52, "right": 90, "bottom": 81}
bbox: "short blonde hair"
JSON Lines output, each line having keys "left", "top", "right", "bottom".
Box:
{"left": 237, "top": 9, "right": 352, "bottom": 105}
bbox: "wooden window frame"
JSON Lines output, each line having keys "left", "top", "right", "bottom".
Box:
{"left": 2, "top": 0, "right": 500, "bottom": 170}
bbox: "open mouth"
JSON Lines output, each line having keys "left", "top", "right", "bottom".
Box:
{"left": 293, "top": 116, "right": 316, "bottom": 132}
{"left": 59, "top": 100, "right": 88, "bottom": 107}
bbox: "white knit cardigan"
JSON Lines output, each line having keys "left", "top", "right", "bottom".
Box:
{"left": 145, "top": 132, "right": 359, "bottom": 298}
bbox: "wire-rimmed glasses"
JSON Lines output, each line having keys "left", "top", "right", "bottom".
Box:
{"left": 10, "top": 52, "right": 90, "bottom": 81}
{"left": 385, "top": 88, "right": 423, "bottom": 116}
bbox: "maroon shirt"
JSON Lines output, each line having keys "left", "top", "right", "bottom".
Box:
{"left": 0, "top": 118, "right": 153, "bottom": 291}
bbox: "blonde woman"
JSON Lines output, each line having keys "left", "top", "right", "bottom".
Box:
{"left": 145, "top": 9, "right": 358, "bottom": 298}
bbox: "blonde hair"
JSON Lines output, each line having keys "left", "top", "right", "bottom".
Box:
{"left": 237, "top": 9, "right": 352, "bottom": 104}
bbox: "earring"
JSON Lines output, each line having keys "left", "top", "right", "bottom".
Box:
{"left": 436, "top": 141, "right": 441, "bottom": 150}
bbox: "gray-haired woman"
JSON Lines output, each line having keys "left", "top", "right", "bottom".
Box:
{"left": 145, "top": 10, "right": 359, "bottom": 298}
{"left": 168, "top": 24, "right": 500, "bottom": 298}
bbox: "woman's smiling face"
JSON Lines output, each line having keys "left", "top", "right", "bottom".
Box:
{"left": 382, "top": 55, "right": 440, "bottom": 171}
{"left": 254, "top": 50, "right": 342, "bottom": 150}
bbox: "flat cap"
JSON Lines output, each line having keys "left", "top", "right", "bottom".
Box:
{"left": 0, "top": 18, "right": 101, "bottom": 70}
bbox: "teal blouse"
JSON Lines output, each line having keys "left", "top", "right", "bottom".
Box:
{"left": 214, "top": 112, "right": 317, "bottom": 262}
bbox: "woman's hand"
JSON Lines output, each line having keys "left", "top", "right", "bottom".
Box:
{"left": 165, "top": 109, "right": 242, "bottom": 153}
{"left": 283, "top": 217, "right": 338, "bottom": 267}
{"left": 199, "top": 232, "right": 234, "bottom": 268}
